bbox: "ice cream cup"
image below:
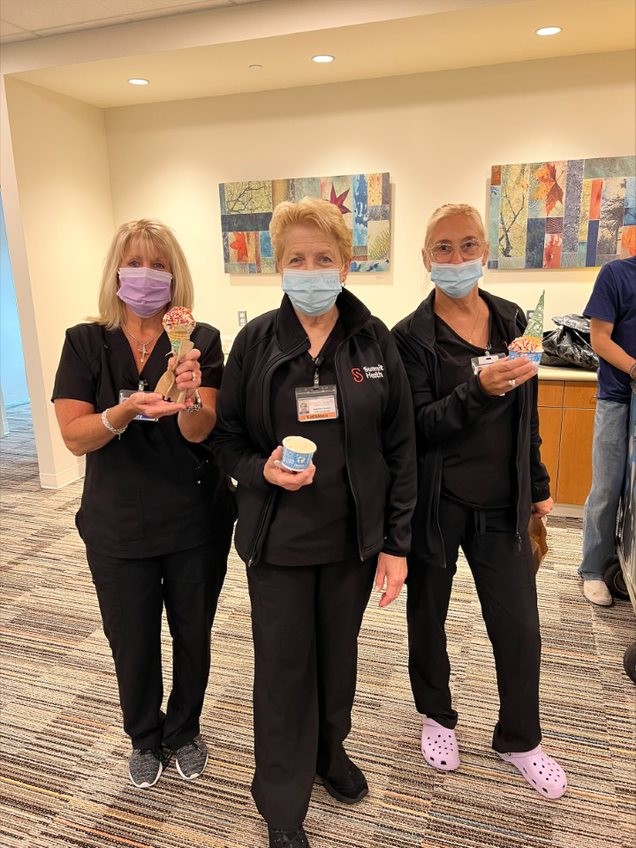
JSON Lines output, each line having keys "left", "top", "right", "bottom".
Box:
{"left": 508, "top": 350, "right": 543, "bottom": 366}
{"left": 281, "top": 436, "right": 317, "bottom": 472}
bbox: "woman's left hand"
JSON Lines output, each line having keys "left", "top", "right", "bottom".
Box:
{"left": 374, "top": 553, "right": 408, "bottom": 608}
{"left": 173, "top": 349, "right": 202, "bottom": 402}
{"left": 532, "top": 497, "right": 554, "bottom": 517}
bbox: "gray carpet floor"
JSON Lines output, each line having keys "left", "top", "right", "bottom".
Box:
{"left": 1, "top": 404, "right": 635, "bottom": 847}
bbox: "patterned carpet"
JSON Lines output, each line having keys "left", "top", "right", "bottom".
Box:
{"left": 1, "top": 404, "right": 635, "bottom": 848}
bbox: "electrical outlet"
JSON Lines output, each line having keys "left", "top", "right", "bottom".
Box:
{"left": 238, "top": 310, "right": 247, "bottom": 327}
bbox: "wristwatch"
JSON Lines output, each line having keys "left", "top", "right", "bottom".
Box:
{"left": 185, "top": 391, "right": 203, "bottom": 414}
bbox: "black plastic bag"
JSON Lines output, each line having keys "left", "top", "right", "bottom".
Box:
{"left": 541, "top": 314, "right": 599, "bottom": 371}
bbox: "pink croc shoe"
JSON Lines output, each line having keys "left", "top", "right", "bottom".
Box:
{"left": 498, "top": 745, "right": 567, "bottom": 799}
{"left": 421, "top": 717, "right": 460, "bottom": 771}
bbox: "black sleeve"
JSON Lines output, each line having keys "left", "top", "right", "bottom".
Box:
{"left": 374, "top": 321, "right": 417, "bottom": 556}
{"left": 193, "top": 323, "right": 224, "bottom": 390}
{"left": 51, "top": 324, "right": 101, "bottom": 405}
{"left": 392, "top": 325, "right": 500, "bottom": 447}
{"left": 211, "top": 328, "right": 271, "bottom": 492}
{"left": 528, "top": 375, "right": 551, "bottom": 502}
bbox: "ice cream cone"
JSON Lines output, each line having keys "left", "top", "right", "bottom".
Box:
{"left": 508, "top": 290, "right": 545, "bottom": 365}
{"left": 155, "top": 308, "right": 196, "bottom": 401}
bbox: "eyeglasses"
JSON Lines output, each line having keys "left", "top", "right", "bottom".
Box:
{"left": 426, "top": 238, "right": 485, "bottom": 262}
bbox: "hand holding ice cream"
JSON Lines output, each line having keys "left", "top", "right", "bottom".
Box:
{"left": 155, "top": 307, "right": 198, "bottom": 403}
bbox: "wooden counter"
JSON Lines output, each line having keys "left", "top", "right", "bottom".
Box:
{"left": 537, "top": 368, "right": 598, "bottom": 506}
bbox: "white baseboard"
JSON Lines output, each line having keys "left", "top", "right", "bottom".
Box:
{"left": 39, "top": 461, "right": 85, "bottom": 489}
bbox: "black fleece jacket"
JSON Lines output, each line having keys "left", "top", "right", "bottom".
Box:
{"left": 211, "top": 289, "right": 417, "bottom": 567}
{"left": 391, "top": 288, "right": 550, "bottom": 567}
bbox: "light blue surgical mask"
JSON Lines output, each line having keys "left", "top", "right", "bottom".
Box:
{"left": 430, "top": 258, "right": 483, "bottom": 299}
{"left": 282, "top": 268, "right": 342, "bottom": 316}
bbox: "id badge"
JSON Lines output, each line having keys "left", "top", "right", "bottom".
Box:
{"left": 295, "top": 385, "right": 338, "bottom": 422}
{"left": 119, "top": 388, "right": 158, "bottom": 422}
{"left": 471, "top": 353, "right": 505, "bottom": 375}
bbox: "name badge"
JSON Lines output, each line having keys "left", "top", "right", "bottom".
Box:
{"left": 471, "top": 353, "right": 505, "bottom": 375}
{"left": 295, "top": 385, "right": 338, "bottom": 422}
{"left": 119, "top": 388, "right": 158, "bottom": 422}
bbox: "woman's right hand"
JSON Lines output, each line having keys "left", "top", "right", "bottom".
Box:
{"left": 478, "top": 356, "right": 538, "bottom": 397}
{"left": 263, "top": 446, "right": 316, "bottom": 491}
{"left": 125, "top": 391, "right": 187, "bottom": 419}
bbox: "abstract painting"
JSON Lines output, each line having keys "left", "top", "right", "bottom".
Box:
{"left": 219, "top": 172, "right": 390, "bottom": 274}
{"left": 488, "top": 156, "right": 636, "bottom": 269}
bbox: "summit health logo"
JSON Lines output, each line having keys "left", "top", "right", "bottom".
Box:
{"left": 351, "top": 364, "right": 385, "bottom": 382}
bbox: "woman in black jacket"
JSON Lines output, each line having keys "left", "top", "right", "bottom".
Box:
{"left": 392, "top": 203, "right": 567, "bottom": 800}
{"left": 212, "top": 197, "right": 416, "bottom": 847}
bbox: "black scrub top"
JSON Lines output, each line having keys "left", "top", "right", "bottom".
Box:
{"left": 435, "top": 312, "right": 517, "bottom": 509}
{"left": 52, "top": 321, "right": 229, "bottom": 559}
{"left": 262, "top": 318, "right": 358, "bottom": 566}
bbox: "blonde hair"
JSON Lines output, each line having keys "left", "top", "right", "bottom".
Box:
{"left": 95, "top": 219, "right": 194, "bottom": 329}
{"left": 269, "top": 197, "right": 352, "bottom": 268}
{"left": 424, "top": 203, "right": 486, "bottom": 248}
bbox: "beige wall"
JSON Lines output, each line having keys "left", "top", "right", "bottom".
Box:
{"left": 3, "top": 78, "right": 114, "bottom": 486}
{"left": 2, "top": 49, "right": 634, "bottom": 487}
{"left": 105, "top": 50, "right": 635, "bottom": 339}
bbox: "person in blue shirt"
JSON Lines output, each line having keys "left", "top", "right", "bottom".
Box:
{"left": 579, "top": 255, "right": 636, "bottom": 605}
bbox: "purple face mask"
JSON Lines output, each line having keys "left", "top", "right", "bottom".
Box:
{"left": 117, "top": 267, "right": 173, "bottom": 318}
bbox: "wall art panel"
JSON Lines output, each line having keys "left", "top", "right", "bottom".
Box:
{"left": 488, "top": 156, "right": 636, "bottom": 269}
{"left": 219, "top": 172, "right": 390, "bottom": 274}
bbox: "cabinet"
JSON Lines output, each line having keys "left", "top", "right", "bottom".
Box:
{"left": 537, "top": 378, "right": 597, "bottom": 505}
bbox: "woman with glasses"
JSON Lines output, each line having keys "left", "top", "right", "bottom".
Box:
{"left": 392, "top": 203, "right": 567, "bottom": 800}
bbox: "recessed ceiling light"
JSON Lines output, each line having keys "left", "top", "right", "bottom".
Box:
{"left": 535, "top": 26, "right": 562, "bottom": 36}
{"left": 312, "top": 54, "right": 335, "bottom": 64}
{"left": 128, "top": 78, "right": 149, "bottom": 86}
{"left": 248, "top": 64, "right": 263, "bottom": 70}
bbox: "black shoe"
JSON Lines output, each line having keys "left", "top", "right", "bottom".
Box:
{"left": 316, "top": 759, "right": 368, "bottom": 804}
{"left": 267, "top": 826, "right": 310, "bottom": 848}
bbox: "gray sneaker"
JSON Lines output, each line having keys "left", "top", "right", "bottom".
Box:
{"left": 128, "top": 746, "right": 170, "bottom": 789}
{"left": 175, "top": 735, "right": 208, "bottom": 780}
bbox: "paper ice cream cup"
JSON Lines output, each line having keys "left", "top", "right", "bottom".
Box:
{"left": 281, "top": 436, "right": 317, "bottom": 471}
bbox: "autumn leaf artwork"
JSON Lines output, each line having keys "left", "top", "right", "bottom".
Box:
{"left": 219, "top": 172, "right": 391, "bottom": 274}
{"left": 488, "top": 155, "right": 635, "bottom": 270}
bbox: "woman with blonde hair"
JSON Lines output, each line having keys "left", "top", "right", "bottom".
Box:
{"left": 392, "top": 203, "right": 567, "bottom": 800}
{"left": 212, "top": 197, "right": 416, "bottom": 847}
{"left": 52, "top": 219, "right": 235, "bottom": 789}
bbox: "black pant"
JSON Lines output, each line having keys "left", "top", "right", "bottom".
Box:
{"left": 407, "top": 497, "right": 542, "bottom": 753}
{"left": 86, "top": 541, "right": 227, "bottom": 750}
{"left": 247, "top": 557, "right": 376, "bottom": 831}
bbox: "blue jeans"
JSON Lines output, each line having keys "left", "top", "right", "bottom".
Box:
{"left": 578, "top": 399, "right": 630, "bottom": 580}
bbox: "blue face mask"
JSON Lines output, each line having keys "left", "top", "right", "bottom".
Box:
{"left": 282, "top": 269, "right": 342, "bottom": 316}
{"left": 430, "top": 258, "right": 483, "bottom": 299}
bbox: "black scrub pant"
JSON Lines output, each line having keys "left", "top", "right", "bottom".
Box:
{"left": 247, "top": 556, "right": 376, "bottom": 831}
{"left": 407, "top": 496, "right": 542, "bottom": 754}
{"left": 86, "top": 540, "right": 227, "bottom": 751}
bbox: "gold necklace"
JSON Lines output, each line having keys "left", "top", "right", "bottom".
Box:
{"left": 438, "top": 299, "right": 485, "bottom": 344}
{"left": 122, "top": 327, "right": 163, "bottom": 364}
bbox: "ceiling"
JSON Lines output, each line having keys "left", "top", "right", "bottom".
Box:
{"left": 0, "top": 0, "right": 268, "bottom": 43}
{"left": 2, "top": 0, "right": 634, "bottom": 109}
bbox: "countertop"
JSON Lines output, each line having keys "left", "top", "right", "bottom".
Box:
{"left": 538, "top": 365, "right": 597, "bottom": 382}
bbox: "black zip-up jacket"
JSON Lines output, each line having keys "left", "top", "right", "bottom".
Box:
{"left": 391, "top": 288, "right": 550, "bottom": 567}
{"left": 211, "top": 289, "right": 417, "bottom": 566}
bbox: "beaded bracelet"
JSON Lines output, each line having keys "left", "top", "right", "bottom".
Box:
{"left": 101, "top": 408, "right": 127, "bottom": 437}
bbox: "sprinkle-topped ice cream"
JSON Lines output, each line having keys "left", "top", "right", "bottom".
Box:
{"left": 162, "top": 306, "right": 195, "bottom": 336}
{"left": 155, "top": 307, "right": 196, "bottom": 401}
{"left": 508, "top": 290, "right": 545, "bottom": 364}
{"left": 508, "top": 335, "right": 543, "bottom": 354}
